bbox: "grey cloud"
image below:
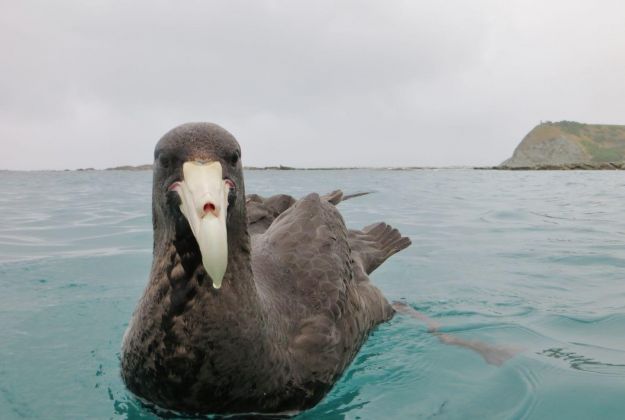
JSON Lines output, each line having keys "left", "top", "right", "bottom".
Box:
{"left": 1, "top": 0, "right": 624, "bottom": 169}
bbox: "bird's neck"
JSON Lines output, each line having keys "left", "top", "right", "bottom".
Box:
{"left": 141, "top": 227, "right": 262, "bottom": 348}
{"left": 122, "top": 223, "right": 286, "bottom": 408}
{"left": 163, "top": 219, "right": 264, "bottom": 324}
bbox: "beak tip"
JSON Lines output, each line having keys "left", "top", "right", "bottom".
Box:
{"left": 210, "top": 274, "right": 224, "bottom": 289}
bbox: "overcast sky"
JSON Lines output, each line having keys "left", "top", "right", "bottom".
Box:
{"left": 2, "top": 0, "right": 624, "bottom": 170}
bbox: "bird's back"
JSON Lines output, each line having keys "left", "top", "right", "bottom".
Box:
{"left": 250, "top": 192, "right": 409, "bottom": 405}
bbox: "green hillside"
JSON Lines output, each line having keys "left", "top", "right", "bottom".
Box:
{"left": 501, "top": 121, "right": 625, "bottom": 168}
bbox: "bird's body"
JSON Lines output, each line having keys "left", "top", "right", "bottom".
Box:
{"left": 121, "top": 123, "right": 411, "bottom": 415}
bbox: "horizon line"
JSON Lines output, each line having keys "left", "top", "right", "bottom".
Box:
{"left": 1, "top": 164, "right": 493, "bottom": 172}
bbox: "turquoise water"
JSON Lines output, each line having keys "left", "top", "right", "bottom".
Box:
{"left": 1, "top": 169, "right": 625, "bottom": 419}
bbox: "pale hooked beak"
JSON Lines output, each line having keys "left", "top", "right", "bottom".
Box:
{"left": 170, "top": 161, "right": 230, "bottom": 289}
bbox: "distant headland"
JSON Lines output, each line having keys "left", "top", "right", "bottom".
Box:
{"left": 497, "top": 121, "right": 625, "bottom": 170}
{"left": 105, "top": 164, "right": 154, "bottom": 171}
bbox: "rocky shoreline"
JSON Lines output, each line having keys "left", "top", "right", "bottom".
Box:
{"left": 485, "top": 162, "right": 625, "bottom": 170}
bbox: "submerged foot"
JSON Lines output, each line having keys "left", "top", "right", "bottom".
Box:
{"left": 392, "top": 301, "right": 523, "bottom": 366}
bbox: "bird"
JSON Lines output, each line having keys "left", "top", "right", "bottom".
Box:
{"left": 120, "top": 122, "right": 411, "bottom": 416}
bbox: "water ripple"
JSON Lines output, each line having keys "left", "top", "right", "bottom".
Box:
{"left": 2, "top": 170, "right": 625, "bottom": 418}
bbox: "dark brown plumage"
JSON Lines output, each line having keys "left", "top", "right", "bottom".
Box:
{"left": 120, "top": 122, "right": 411, "bottom": 416}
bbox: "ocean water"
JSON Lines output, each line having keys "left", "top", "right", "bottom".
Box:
{"left": 1, "top": 169, "right": 625, "bottom": 419}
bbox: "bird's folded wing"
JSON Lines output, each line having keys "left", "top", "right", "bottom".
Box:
{"left": 246, "top": 190, "right": 370, "bottom": 235}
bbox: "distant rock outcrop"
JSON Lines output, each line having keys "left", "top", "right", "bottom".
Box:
{"left": 500, "top": 121, "right": 625, "bottom": 169}
{"left": 106, "top": 164, "right": 153, "bottom": 171}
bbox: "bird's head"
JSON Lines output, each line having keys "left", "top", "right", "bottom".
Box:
{"left": 152, "top": 122, "right": 245, "bottom": 289}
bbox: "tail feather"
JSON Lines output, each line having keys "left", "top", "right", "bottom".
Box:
{"left": 322, "top": 190, "right": 373, "bottom": 205}
{"left": 352, "top": 222, "right": 411, "bottom": 274}
{"left": 364, "top": 222, "right": 411, "bottom": 253}
{"left": 342, "top": 191, "right": 372, "bottom": 201}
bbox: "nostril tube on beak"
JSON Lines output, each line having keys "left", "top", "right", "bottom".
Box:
{"left": 194, "top": 192, "right": 221, "bottom": 219}
{"left": 203, "top": 201, "right": 217, "bottom": 216}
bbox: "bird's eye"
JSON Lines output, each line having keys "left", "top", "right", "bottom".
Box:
{"left": 159, "top": 155, "right": 171, "bottom": 169}
{"left": 229, "top": 152, "right": 239, "bottom": 166}
{"left": 158, "top": 155, "right": 176, "bottom": 169}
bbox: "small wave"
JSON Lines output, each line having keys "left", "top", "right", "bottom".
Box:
{"left": 435, "top": 306, "right": 535, "bottom": 319}
{"left": 438, "top": 322, "right": 519, "bottom": 334}
{"left": 538, "top": 348, "right": 625, "bottom": 376}
{"left": 511, "top": 364, "right": 542, "bottom": 420}
{"left": 556, "top": 313, "right": 622, "bottom": 324}
{"left": 0, "top": 247, "right": 151, "bottom": 266}
{"left": 569, "top": 341, "right": 625, "bottom": 354}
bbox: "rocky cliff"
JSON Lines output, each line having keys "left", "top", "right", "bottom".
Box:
{"left": 500, "top": 121, "right": 625, "bottom": 169}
